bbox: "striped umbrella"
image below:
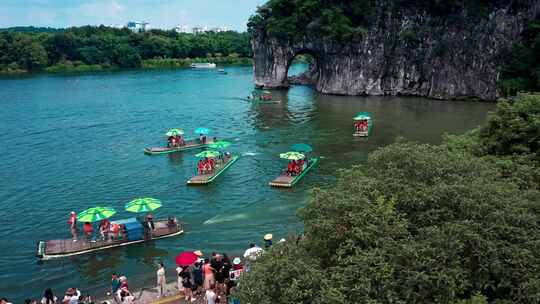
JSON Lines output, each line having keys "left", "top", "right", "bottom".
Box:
{"left": 77, "top": 206, "right": 116, "bottom": 223}
{"left": 166, "top": 128, "right": 184, "bottom": 136}
{"left": 279, "top": 151, "right": 305, "bottom": 160}
{"left": 195, "top": 127, "right": 210, "bottom": 135}
{"left": 195, "top": 150, "right": 221, "bottom": 158}
{"left": 125, "top": 197, "right": 162, "bottom": 213}
{"left": 208, "top": 141, "right": 231, "bottom": 149}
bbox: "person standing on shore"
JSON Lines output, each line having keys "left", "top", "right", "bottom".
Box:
{"left": 68, "top": 212, "right": 78, "bottom": 242}
{"left": 40, "top": 289, "right": 57, "bottom": 304}
{"left": 156, "top": 262, "right": 166, "bottom": 297}
{"left": 110, "top": 273, "right": 121, "bottom": 303}
{"left": 205, "top": 284, "right": 218, "bottom": 304}
{"left": 202, "top": 258, "right": 215, "bottom": 290}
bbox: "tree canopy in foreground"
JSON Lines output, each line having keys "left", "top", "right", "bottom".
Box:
{"left": 235, "top": 94, "right": 540, "bottom": 303}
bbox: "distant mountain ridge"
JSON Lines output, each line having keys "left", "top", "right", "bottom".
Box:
{"left": 0, "top": 26, "right": 64, "bottom": 33}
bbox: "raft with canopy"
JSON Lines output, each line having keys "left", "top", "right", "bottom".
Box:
{"left": 36, "top": 200, "right": 183, "bottom": 260}
{"left": 353, "top": 112, "right": 373, "bottom": 137}
{"left": 269, "top": 144, "right": 319, "bottom": 188}
{"left": 245, "top": 90, "right": 281, "bottom": 103}
{"left": 187, "top": 143, "right": 239, "bottom": 185}
{"left": 144, "top": 128, "right": 215, "bottom": 155}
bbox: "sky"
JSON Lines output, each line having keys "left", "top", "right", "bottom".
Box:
{"left": 0, "top": 0, "right": 268, "bottom": 31}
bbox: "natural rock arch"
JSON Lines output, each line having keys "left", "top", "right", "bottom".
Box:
{"left": 251, "top": 3, "right": 540, "bottom": 101}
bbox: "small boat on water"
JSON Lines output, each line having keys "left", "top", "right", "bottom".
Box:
{"left": 269, "top": 146, "right": 319, "bottom": 188}
{"left": 145, "top": 128, "right": 214, "bottom": 155}
{"left": 144, "top": 139, "right": 213, "bottom": 155}
{"left": 245, "top": 90, "right": 281, "bottom": 103}
{"left": 218, "top": 68, "right": 227, "bottom": 74}
{"left": 187, "top": 154, "right": 239, "bottom": 185}
{"left": 353, "top": 112, "right": 373, "bottom": 137}
{"left": 36, "top": 217, "right": 183, "bottom": 260}
{"left": 191, "top": 63, "right": 217, "bottom": 69}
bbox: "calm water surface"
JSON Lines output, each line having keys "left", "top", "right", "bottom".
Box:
{"left": 0, "top": 65, "right": 494, "bottom": 301}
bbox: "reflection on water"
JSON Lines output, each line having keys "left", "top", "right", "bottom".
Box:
{"left": 0, "top": 65, "right": 494, "bottom": 302}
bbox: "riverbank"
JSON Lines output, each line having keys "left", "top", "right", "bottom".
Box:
{"left": 0, "top": 56, "right": 253, "bottom": 75}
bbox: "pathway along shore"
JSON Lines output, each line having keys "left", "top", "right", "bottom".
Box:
{"left": 100, "top": 281, "right": 223, "bottom": 304}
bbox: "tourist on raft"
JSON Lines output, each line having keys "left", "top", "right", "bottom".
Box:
{"left": 286, "top": 160, "right": 303, "bottom": 176}
{"left": 68, "top": 211, "right": 78, "bottom": 242}
{"left": 82, "top": 222, "right": 94, "bottom": 242}
{"left": 99, "top": 218, "right": 110, "bottom": 241}
{"left": 198, "top": 158, "right": 216, "bottom": 174}
{"left": 355, "top": 120, "right": 368, "bottom": 132}
{"left": 199, "top": 134, "right": 207, "bottom": 144}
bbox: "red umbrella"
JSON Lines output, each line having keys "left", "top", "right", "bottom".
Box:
{"left": 176, "top": 251, "right": 197, "bottom": 266}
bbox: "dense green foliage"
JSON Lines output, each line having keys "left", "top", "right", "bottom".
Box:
{"left": 248, "top": 0, "right": 526, "bottom": 41}
{"left": 235, "top": 94, "right": 540, "bottom": 303}
{"left": 500, "top": 20, "right": 540, "bottom": 96}
{"left": 0, "top": 26, "right": 252, "bottom": 73}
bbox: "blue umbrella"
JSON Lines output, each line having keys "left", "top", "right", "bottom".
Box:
{"left": 290, "top": 143, "right": 313, "bottom": 153}
{"left": 195, "top": 127, "right": 210, "bottom": 135}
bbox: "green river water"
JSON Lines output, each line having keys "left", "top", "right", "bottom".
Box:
{"left": 0, "top": 64, "right": 494, "bottom": 301}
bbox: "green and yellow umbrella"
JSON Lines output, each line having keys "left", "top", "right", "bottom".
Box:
{"left": 125, "top": 197, "right": 162, "bottom": 213}
{"left": 279, "top": 151, "right": 305, "bottom": 160}
{"left": 77, "top": 206, "right": 116, "bottom": 222}
{"left": 195, "top": 150, "right": 221, "bottom": 158}
{"left": 208, "top": 141, "right": 231, "bottom": 149}
{"left": 353, "top": 112, "right": 372, "bottom": 121}
{"left": 166, "top": 128, "right": 184, "bottom": 136}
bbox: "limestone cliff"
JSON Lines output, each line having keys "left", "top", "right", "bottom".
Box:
{"left": 252, "top": 2, "right": 540, "bottom": 101}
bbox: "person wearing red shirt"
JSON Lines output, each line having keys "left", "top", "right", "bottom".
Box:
{"left": 99, "top": 219, "right": 110, "bottom": 241}
{"left": 83, "top": 222, "right": 93, "bottom": 241}
{"left": 68, "top": 211, "right": 78, "bottom": 242}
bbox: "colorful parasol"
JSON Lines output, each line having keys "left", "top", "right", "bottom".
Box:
{"left": 77, "top": 206, "right": 116, "bottom": 223}
{"left": 195, "top": 150, "right": 220, "bottom": 158}
{"left": 125, "top": 197, "right": 162, "bottom": 213}
{"left": 176, "top": 251, "right": 198, "bottom": 266}
{"left": 166, "top": 128, "right": 184, "bottom": 136}
{"left": 195, "top": 127, "right": 210, "bottom": 135}
{"left": 208, "top": 141, "right": 231, "bottom": 149}
{"left": 279, "top": 151, "right": 305, "bottom": 160}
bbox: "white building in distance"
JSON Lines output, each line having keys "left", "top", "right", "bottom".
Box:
{"left": 192, "top": 26, "right": 208, "bottom": 34}
{"left": 126, "top": 21, "right": 149, "bottom": 32}
{"left": 210, "top": 26, "right": 229, "bottom": 33}
{"left": 174, "top": 25, "right": 190, "bottom": 33}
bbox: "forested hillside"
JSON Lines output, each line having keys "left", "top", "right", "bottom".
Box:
{"left": 235, "top": 93, "right": 540, "bottom": 303}
{"left": 0, "top": 26, "right": 252, "bottom": 73}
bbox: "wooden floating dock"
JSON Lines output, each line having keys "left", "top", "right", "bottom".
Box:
{"left": 37, "top": 218, "right": 183, "bottom": 260}
{"left": 187, "top": 155, "right": 239, "bottom": 185}
{"left": 269, "top": 157, "right": 319, "bottom": 188}
{"left": 144, "top": 139, "right": 214, "bottom": 155}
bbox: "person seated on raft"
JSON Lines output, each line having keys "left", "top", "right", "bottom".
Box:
{"left": 286, "top": 161, "right": 295, "bottom": 176}
{"left": 199, "top": 134, "right": 207, "bottom": 144}
{"left": 197, "top": 159, "right": 205, "bottom": 174}
{"left": 298, "top": 158, "right": 306, "bottom": 171}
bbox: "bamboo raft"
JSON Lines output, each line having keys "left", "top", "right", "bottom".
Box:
{"left": 144, "top": 139, "right": 214, "bottom": 155}
{"left": 187, "top": 155, "right": 239, "bottom": 185}
{"left": 269, "top": 157, "right": 319, "bottom": 188}
{"left": 36, "top": 218, "right": 183, "bottom": 260}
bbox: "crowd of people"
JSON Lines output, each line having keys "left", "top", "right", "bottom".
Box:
{"left": 167, "top": 135, "right": 185, "bottom": 148}
{"left": 286, "top": 159, "right": 307, "bottom": 176}
{"left": 354, "top": 120, "right": 369, "bottom": 132}
{"left": 197, "top": 152, "right": 231, "bottom": 175}
{"left": 4, "top": 235, "right": 283, "bottom": 304}
{"left": 67, "top": 212, "right": 158, "bottom": 243}
{"left": 2, "top": 287, "right": 95, "bottom": 304}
